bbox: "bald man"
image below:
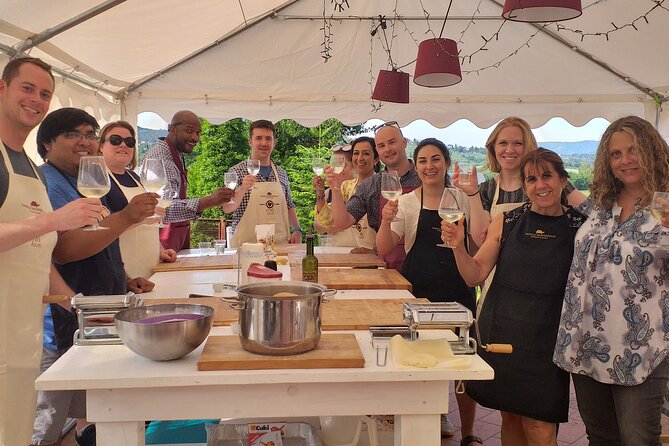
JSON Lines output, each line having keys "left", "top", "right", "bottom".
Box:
{"left": 142, "top": 110, "right": 232, "bottom": 251}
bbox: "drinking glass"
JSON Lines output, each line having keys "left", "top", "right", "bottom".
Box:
{"left": 330, "top": 153, "right": 345, "bottom": 174}
{"left": 458, "top": 163, "right": 473, "bottom": 186}
{"left": 247, "top": 159, "right": 260, "bottom": 190}
{"left": 155, "top": 188, "right": 177, "bottom": 228}
{"left": 140, "top": 158, "right": 167, "bottom": 224}
{"left": 438, "top": 188, "right": 464, "bottom": 248}
{"left": 224, "top": 171, "right": 238, "bottom": 204}
{"left": 651, "top": 191, "right": 669, "bottom": 247}
{"left": 312, "top": 157, "right": 326, "bottom": 176}
{"left": 77, "top": 156, "right": 111, "bottom": 231}
{"left": 381, "top": 170, "right": 402, "bottom": 222}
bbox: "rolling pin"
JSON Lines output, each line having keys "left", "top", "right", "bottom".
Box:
{"left": 42, "top": 295, "right": 70, "bottom": 304}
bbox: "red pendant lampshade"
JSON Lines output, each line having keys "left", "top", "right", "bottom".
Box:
{"left": 502, "top": 0, "right": 582, "bottom": 22}
{"left": 372, "top": 69, "right": 410, "bottom": 103}
{"left": 413, "top": 38, "right": 462, "bottom": 88}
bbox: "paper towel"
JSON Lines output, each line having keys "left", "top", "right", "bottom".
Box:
{"left": 239, "top": 242, "right": 265, "bottom": 285}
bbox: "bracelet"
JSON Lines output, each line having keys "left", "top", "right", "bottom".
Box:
{"left": 316, "top": 193, "right": 325, "bottom": 200}
{"left": 466, "top": 190, "right": 480, "bottom": 197}
{"left": 290, "top": 227, "right": 303, "bottom": 234}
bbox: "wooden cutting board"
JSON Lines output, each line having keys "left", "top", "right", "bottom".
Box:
{"left": 142, "top": 298, "right": 238, "bottom": 326}
{"left": 319, "top": 268, "right": 412, "bottom": 291}
{"left": 315, "top": 253, "right": 386, "bottom": 268}
{"left": 321, "top": 298, "right": 428, "bottom": 330}
{"left": 153, "top": 254, "right": 235, "bottom": 272}
{"left": 197, "top": 333, "right": 365, "bottom": 371}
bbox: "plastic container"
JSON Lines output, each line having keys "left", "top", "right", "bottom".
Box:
{"left": 206, "top": 422, "right": 322, "bottom": 446}
{"left": 247, "top": 263, "right": 283, "bottom": 283}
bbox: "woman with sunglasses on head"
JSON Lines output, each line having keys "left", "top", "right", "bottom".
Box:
{"left": 98, "top": 121, "right": 176, "bottom": 279}
{"left": 454, "top": 117, "right": 586, "bottom": 312}
{"left": 553, "top": 116, "right": 669, "bottom": 446}
{"left": 313, "top": 138, "right": 379, "bottom": 251}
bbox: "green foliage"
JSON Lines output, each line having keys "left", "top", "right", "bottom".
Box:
{"left": 569, "top": 163, "right": 593, "bottom": 191}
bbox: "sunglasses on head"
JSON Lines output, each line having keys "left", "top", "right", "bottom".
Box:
{"left": 106, "top": 134, "right": 136, "bottom": 148}
{"left": 373, "top": 121, "right": 400, "bottom": 133}
{"left": 331, "top": 143, "right": 352, "bottom": 152}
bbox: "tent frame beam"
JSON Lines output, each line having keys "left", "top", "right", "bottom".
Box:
{"left": 9, "top": 0, "right": 127, "bottom": 55}
{"left": 124, "top": 0, "right": 300, "bottom": 96}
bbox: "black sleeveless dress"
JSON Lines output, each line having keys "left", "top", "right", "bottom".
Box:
{"left": 466, "top": 203, "right": 585, "bottom": 423}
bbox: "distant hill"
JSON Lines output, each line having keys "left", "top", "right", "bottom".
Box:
{"left": 137, "top": 126, "right": 167, "bottom": 159}
{"left": 538, "top": 140, "right": 598, "bottom": 155}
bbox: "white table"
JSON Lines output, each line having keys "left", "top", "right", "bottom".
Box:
{"left": 36, "top": 329, "right": 493, "bottom": 446}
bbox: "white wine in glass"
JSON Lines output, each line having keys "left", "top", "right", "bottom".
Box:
{"left": 651, "top": 191, "right": 669, "bottom": 246}
{"left": 77, "top": 156, "right": 111, "bottom": 231}
{"left": 224, "top": 172, "right": 238, "bottom": 204}
{"left": 140, "top": 158, "right": 167, "bottom": 225}
{"left": 155, "top": 188, "right": 177, "bottom": 229}
{"left": 381, "top": 171, "right": 402, "bottom": 222}
{"left": 330, "top": 153, "right": 345, "bottom": 174}
{"left": 247, "top": 159, "right": 260, "bottom": 190}
{"left": 438, "top": 188, "right": 463, "bottom": 248}
{"left": 312, "top": 157, "right": 326, "bottom": 176}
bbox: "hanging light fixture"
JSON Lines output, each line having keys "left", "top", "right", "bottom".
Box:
{"left": 502, "top": 0, "right": 582, "bottom": 22}
{"left": 413, "top": 0, "right": 462, "bottom": 88}
{"left": 413, "top": 38, "right": 462, "bottom": 87}
{"left": 372, "top": 69, "right": 410, "bottom": 103}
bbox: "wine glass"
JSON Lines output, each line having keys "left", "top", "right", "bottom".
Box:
{"left": 224, "top": 171, "right": 238, "bottom": 204}
{"left": 312, "top": 157, "right": 326, "bottom": 176}
{"left": 438, "top": 188, "right": 464, "bottom": 248}
{"left": 330, "top": 153, "right": 345, "bottom": 174}
{"left": 77, "top": 156, "right": 111, "bottom": 231}
{"left": 651, "top": 191, "right": 669, "bottom": 246}
{"left": 155, "top": 188, "right": 177, "bottom": 229}
{"left": 140, "top": 158, "right": 167, "bottom": 224}
{"left": 381, "top": 170, "right": 402, "bottom": 222}
{"left": 247, "top": 159, "right": 260, "bottom": 189}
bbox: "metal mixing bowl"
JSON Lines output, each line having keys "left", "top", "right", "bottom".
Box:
{"left": 114, "top": 304, "right": 214, "bottom": 361}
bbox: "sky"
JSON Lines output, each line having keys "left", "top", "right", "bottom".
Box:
{"left": 137, "top": 112, "right": 610, "bottom": 147}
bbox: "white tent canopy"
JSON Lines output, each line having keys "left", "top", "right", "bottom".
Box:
{"left": 1, "top": 0, "right": 668, "bottom": 136}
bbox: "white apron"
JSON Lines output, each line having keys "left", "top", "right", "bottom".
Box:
{"left": 476, "top": 176, "right": 526, "bottom": 316}
{"left": 231, "top": 163, "right": 290, "bottom": 247}
{"left": 0, "top": 140, "right": 57, "bottom": 445}
{"left": 110, "top": 172, "right": 160, "bottom": 279}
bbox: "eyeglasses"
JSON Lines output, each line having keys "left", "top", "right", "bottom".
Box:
{"left": 331, "top": 144, "right": 352, "bottom": 152}
{"left": 62, "top": 131, "right": 98, "bottom": 142}
{"left": 106, "top": 134, "right": 136, "bottom": 148}
{"left": 372, "top": 121, "right": 400, "bottom": 133}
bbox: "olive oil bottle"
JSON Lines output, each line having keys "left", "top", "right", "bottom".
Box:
{"left": 302, "top": 231, "right": 318, "bottom": 283}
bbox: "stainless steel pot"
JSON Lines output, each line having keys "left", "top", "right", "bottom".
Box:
{"left": 221, "top": 281, "right": 336, "bottom": 355}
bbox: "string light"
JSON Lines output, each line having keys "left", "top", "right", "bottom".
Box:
{"left": 320, "top": 0, "right": 334, "bottom": 62}
{"left": 555, "top": 0, "right": 668, "bottom": 41}
{"left": 331, "top": 0, "right": 350, "bottom": 13}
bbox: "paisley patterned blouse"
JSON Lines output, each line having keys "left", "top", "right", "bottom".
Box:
{"left": 553, "top": 198, "right": 669, "bottom": 385}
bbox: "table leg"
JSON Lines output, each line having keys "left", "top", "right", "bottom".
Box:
{"left": 394, "top": 414, "right": 440, "bottom": 446}
{"left": 96, "top": 421, "right": 145, "bottom": 446}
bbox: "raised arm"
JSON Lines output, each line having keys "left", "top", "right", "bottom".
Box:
{"left": 442, "top": 213, "right": 503, "bottom": 286}
{"left": 376, "top": 199, "right": 401, "bottom": 255}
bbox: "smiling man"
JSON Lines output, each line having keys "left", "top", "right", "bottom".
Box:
{"left": 143, "top": 110, "right": 233, "bottom": 251}
{"left": 223, "top": 119, "right": 302, "bottom": 245}
{"left": 0, "top": 58, "right": 104, "bottom": 446}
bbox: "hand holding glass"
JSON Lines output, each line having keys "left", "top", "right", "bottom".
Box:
{"left": 651, "top": 191, "right": 669, "bottom": 246}
{"left": 247, "top": 159, "right": 260, "bottom": 190}
{"left": 224, "top": 172, "right": 238, "bottom": 204}
{"left": 77, "top": 156, "right": 111, "bottom": 231}
{"left": 155, "top": 188, "right": 177, "bottom": 228}
{"left": 438, "top": 188, "right": 464, "bottom": 248}
{"left": 458, "top": 164, "right": 473, "bottom": 186}
{"left": 140, "top": 158, "right": 167, "bottom": 225}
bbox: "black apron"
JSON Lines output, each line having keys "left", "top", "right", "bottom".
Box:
{"left": 400, "top": 189, "right": 475, "bottom": 313}
{"left": 47, "top": 163, "right": 127, "bottom": 353}
{"left": 466, "top": 204, "right": 581, "bottom": 423}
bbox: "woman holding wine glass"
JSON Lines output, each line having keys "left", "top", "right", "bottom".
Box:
{"left": 313, "top": 137, "right": 378, "bottom": 250}
{"left": 376, "top": 138, "right": 474, "bottom": 309}
{"left": 551, "top": 116, "right": 669, "bottom": 446}
{"left": 443, "top": 148, "right": 586, "bottom": 446}
{"left": 99, "top": 121, "right": 176, "bottom": 279}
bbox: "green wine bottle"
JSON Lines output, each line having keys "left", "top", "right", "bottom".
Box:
{"left": 302, "top": 231, "right": 318, "bottom": 283}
